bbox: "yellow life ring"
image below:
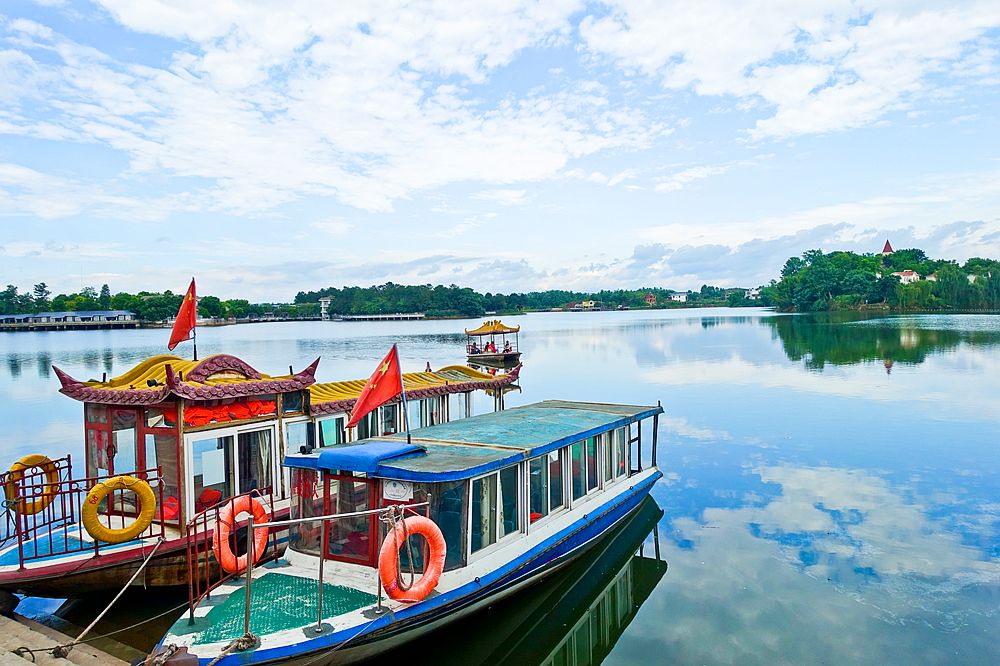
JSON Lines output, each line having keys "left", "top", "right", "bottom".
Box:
{"left": 81, "top": 476, "right": 157, "bottom": 544}
{"left": 4, "top": 454, "right": 60, "bottom": 515}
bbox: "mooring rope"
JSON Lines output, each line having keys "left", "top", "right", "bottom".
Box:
{"left": 380, "top": 505, "right": 416, "bottom": 593}
{"left": 206, "top": 632, "right": 259, "bottom": 666}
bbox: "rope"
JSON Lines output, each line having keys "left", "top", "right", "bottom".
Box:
{"left": 380, "top": 506, "right": 415, "bottom": 593}
{"left": 148, "top": 643, "right": 180, "bottom": 666}
{"left": 206, "top": 632, "right": 258, "bottom": 666}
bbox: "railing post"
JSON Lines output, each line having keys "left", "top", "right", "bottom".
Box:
{"left": 652, "top": 411, "right": 659, "bottom": 467}
{"left": 316, "top": 519, "right": 326, "bottom": 633}
{"left": 243, "top": 515, "right": 254, "bottom": 637}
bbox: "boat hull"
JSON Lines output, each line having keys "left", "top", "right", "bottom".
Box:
{"left": 176, "top": 469, "right": 660, "bottom": 665}
{"left": 466, "top": 352, "right": 521, "bottom": 368}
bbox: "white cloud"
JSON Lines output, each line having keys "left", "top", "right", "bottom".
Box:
{"left": 580, "top": 1, "right": 1000, "bottom": 139}
{"left": 311, "top": 219, "right": 353, "bottom": 235}
{"left": 472, "top": 189, "right": 527, "bottom": 206}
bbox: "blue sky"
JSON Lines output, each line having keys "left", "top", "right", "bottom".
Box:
{"left": 1, "top": 0, "right": 999, "bottom": 301}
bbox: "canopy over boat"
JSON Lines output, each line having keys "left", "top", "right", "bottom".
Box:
{"left": 465, "top": 320, "right": 520, "bottom": 336}
{"left": 308, "top": 364, "right": 520, "bottom": 415}
{"left": 286, "top": 399, "right": 661, "bottom": 482}
{"left": 53, "top": 354, "right": 318, "bottom": 405}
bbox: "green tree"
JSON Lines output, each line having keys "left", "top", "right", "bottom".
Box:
{"left": 32, "top": 283, "right": 51, "bottom": 311}
{"left": 198, "top": 295, "right": 224, "bottom": 318}
{"left": 99, "top": 284, "right": 111, "bottom": 309}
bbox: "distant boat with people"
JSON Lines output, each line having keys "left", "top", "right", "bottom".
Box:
{"left": 465, "top": 320, "right": 522, "bottom": 367}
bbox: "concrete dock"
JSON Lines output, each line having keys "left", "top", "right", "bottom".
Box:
{"left": 0, "top": 614, "right": 128, "bottom": 665}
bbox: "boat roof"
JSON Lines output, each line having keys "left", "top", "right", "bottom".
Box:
{"left": 284, "top": 400, "right": 662, "bottom": 482}
{"left": 465, "top": 319, "right": 520, "bottom": 335}
{"left": 308, "top": 365, "right": 520, "bottom": 416}
{"left": 53, "top": 353, "right": 520, "bottom": 414}
{"left": 54, "top": 354, "right": 318, "bottom": 405}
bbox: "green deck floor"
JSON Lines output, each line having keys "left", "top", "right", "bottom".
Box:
{"left": 185, "top": 572, "right": 377, "bottom": 646}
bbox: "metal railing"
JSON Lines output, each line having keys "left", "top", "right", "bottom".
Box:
{"left": 242, "top": 501, "right": 430, "bottom": 637}
{"left": 0, "top": 456, "right": 165, "bottom": 568}
{"left": 185, "top": 487, "right": 278, "bottom": 624}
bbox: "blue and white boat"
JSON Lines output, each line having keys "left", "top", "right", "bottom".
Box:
{"left": 147, "top": 399, "right": 663, "bottom": 665}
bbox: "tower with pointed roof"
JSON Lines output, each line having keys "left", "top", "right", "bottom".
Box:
{"left": 881, "top": 240, "right": 893, "bottom": 256}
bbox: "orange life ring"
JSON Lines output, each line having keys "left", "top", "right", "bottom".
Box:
{"left": 212, "top": 495, "right": 270, "bottom": 574}
{"left": 378, "top": 515, "right": 446, "bottom": 602}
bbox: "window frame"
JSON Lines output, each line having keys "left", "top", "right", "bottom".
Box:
{"left": 467, "top": 464, "right": 524, "bottom": 560}
{"left": 184, "top": 422, "right": 277, "bottom": 518}
{"left": 526, "top": 448, "right": 568, "bottom": 530}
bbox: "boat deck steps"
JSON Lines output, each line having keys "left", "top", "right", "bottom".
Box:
{"left": 0, "top": 614, "right": 128, "bottom": 665}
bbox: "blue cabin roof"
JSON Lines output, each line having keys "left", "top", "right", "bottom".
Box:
{"left": 284, "top": 400, "right": 662, "bottom": 482}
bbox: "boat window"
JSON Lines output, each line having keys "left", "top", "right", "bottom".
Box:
{"left": 614, "top": 428, "right": 627, "bottom": 478}
{"left": 355, "top": 411, "right": 378, "bottom": 440}
{"left": 586, "top": 437, "right": 599, "bottom": 492}
{"left": 602, "top": 433, "right": 614, "bottom": 484}
{"left": 86, "top": 403, "right": 107, "bottom": 424}
{"left": 571, "top": 441, "right": 585, "bottom": 500}
{"left": 549, "top": 449, "right": 565, "bottom": 512}
{"left": 289, "top": 468, "right": 323, "bottom": 556}
{"left": 146, "top": 433, "right": 180, "bottom": 521}
{"left": 110, "top": 409, "right": 137, "bottom": 476}
{"left": 87, "top": 429, "right": 110, "bottom": 477}
{"left": 192, "top": 435, "right": 234, "bottom": 511}
{"left": 285, "top": 421, "right": 313, "bottom": 454}
{"left": 380, "top": 404, "right": 398, "bottom": 435}
{"left": 145, "top": 404, "right": 177, "bottom": 429}
{"left": 412, "top": 480, "right": 466, "bottom": 571}
{"left": 499, "top": 466, "right": 519, "bottom": 537}
{"left": 282, "top": 391, "right": 303, "bottom": 414}
{"left": 529, "top": 457, "right": 548, "bottom": 522}
{"left": 237, "top": 429, "right": 272, "bottom": 494}
{"left": 471, "top": 474, "right": 498, "bottom": 553}
{"left": 327, "top": 476, "right": 373, "bottom": 564}
{"left": 317, "top": 417, "right": 344, "bottom": 447}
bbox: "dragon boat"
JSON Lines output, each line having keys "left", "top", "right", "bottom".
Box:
{"left": 146, "top": 399, "right": 662, "bottom": 665}
{"left": 465, "top": 320, "right": 522, "bottom": 368}
{"left": 0, "top": 354, "right": 520, "bottom": 603}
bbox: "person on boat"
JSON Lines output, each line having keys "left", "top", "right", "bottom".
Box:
{"left": 470, "top": 342, "right": 480, "bottom": 354}
{"left": 487, "top": 341, "right": 496, "bottom": 353}
{"left": 503, "top": 340, "right": 512, "bottom": 353}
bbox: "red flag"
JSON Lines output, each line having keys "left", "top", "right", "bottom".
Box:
{"left": 347, "top": 345, "right": 403, "bottom": 429}
{"left": 168, "top": 279, "right": 197, "bottom": 351}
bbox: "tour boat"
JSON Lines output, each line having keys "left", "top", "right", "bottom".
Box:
{"left": 146, "top": 399, "right": 662, "bottom": 665}
{"left": 0, "top": 354, "right": 519, "bottom": 603}
{"left": 465, "top": 320, "right": 522, "bottom": 367}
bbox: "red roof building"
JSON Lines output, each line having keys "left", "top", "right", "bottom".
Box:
{"left": 882, "top": 240, "right": 893, "bottom": 255}
{"left": 644, "top": 292, "right": 656, "bottom": 306}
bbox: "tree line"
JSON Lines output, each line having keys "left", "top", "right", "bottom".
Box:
{"left": 762, "top": 248, "right": 1000, "bottom": 311}
{"left": 2, "top": 280, "right": 757, "bottom": 322}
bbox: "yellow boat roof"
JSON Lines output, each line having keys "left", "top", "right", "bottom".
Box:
{"left": 465, "top": 320, "right": 520, "bottom": 335}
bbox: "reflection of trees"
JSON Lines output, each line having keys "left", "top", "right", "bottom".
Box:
{"left": 765, "top": 314, "right": 1000, "bottom": 370}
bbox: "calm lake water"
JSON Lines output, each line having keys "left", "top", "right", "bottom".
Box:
{"left": 2, "top": 308, "right": 998, "bottom": 665}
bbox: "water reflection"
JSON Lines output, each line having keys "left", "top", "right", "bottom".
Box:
{"left": 765, "top": 313, "right": 1000, "bottom": 370}
{"left": 384, "top": 496, "right": 667, "bottom": 665}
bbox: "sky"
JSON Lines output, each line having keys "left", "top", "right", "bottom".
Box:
{"left": 1, "top": 0, "right": 999, "bottom": 302}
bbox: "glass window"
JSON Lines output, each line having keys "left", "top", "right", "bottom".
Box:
{"left": 529, "top": 457, "right": 548, "bottom": 522}
{"left": 615, "top": 429, "right": 627, "bottom": 477}
{"left": 87, "top": 429, "right": 110, "bottom": 477}
{"left": 282, "top": 391, "right": 303, "bottom": 414}
{"left": 289, "top": 469, "right": 323, "bottom": 555}
{"left": 380, "top": 404, "right": 398, "bottom": 435}
{"left": 471, "top": 475, "right": 497, "bottom": 553}
{"left": 499, "top": 466, "right": 519, "bottom": 537}
{"left": 549, "top": 449, "right": 565, "bottom": 512}
{"left": 238, "top": 429, "right": 273, "bottom": 494}
{"left": 86, "top": 404, "right": 107, "bottom": 424}
{"left": 145, "top": 404, "right": 177, "bottom": 429}
{"left": 327, "top": 477, "right": 371, "bottom": 562}
{"left": 286, "top": 421, "right": 312, "bottom": 453}
{"left": 192, "top": 435, "right": 233, "bottom": 511}
{"left": 355, "top": 411, "right": 378, "bottom": 440}
{"left": 413, "top": 480, "right": 465, "bottom": 571}
{"left": 602, "top": 433, "right": 614, "bottom": 483}
{"left": 571, "top": 441, "right": 585, "bottom": 500}
{"left": 586, "top": 437, "right": 599, "bottom": 492}
{"left": 318, "top": 417, "right": 344, "bottom": 447}
{"left": 110, "top": 409, "right": 137, "bottom": 475}
{"left": 146, "top": 433, "right": 180, "bottom": 521}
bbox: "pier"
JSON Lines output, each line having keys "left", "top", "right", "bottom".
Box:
{"left": 0, "top": 614, "right": 129, "bottom": 665}
{"left": 337, "top": 312, "right": 425, "bottom": 321}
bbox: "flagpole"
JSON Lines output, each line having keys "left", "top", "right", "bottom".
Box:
{"left": 395, "top": 344, "right": 412, "bottom": 444}
{"left": 192, "top": 327, "right": 198, "bottom": 361}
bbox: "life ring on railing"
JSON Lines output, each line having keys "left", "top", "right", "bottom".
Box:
{"left": 82, "top": 476, "right": 156, "bottom": 544}
{"left": 4, "top": 454, "right": 60, "bottom": 515}
{"left": 212, "top": 495, "right": 270, "bottom": 574}
{"left": 378, "top": 515, "right": 446, "bottom": 602}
